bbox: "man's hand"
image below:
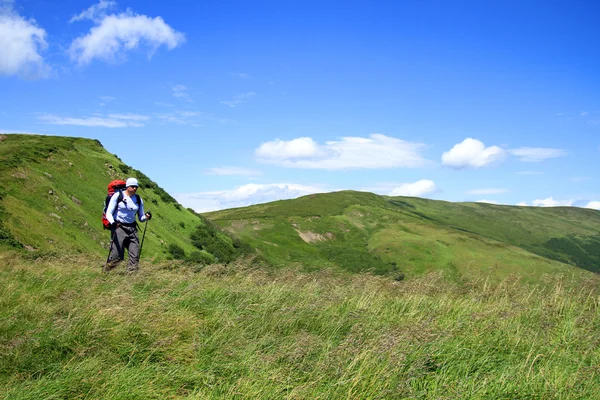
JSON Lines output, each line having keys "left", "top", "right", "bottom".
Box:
{"left": 145, "top": 211, "right": 152, "bottom": 220}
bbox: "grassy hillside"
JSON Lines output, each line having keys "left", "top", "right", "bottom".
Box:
{"left": 206, "top": 191, "right": 600, "bottom": 281}
{"left": 1, "top": 251, "right": 599, "bottom": 399}
{"left": 0, "top": 134, "right": 243, "bottom": 263}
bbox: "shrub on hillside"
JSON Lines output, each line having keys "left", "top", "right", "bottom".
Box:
{"left": 189, "top": 216, "right": 252, "bottom": 263}
{"left": 168, "top": 243, "right": 186, "bottom": 260}
{"left": 187, "top": 250, "right": 215, "bottom": 265}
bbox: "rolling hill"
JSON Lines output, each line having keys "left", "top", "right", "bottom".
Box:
{"left": 2, "top": 133, "right": 600, "bottom": 282}
{"left": 0, "top": 134, "right": 245, "bottom": 263}
{"left": 205, "top": 190, "right": 600, "bottom": 281}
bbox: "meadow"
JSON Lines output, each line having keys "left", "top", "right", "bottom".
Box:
{"left": 1, "top": 250, "right": 599, "bottom": 399}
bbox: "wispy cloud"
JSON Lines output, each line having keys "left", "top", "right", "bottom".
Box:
{"left": 585, "top": 201, "right": 600, "bottom": 210}
{"left": 68, "top": 1, "right": 185, "bottom": 65}
{"left": 389, "top": 180, "right": 437, "bottom": 197}
{"left": 204, "top": 167, "right": 262, "bottom": 176}
{"left": 99, "top": 95, "right": 115, "bottom": 106}
{"left": 467, "top": 188, "right": 509, "bottom": 195}
{"left": 38, "top": 113, "right": 148, "bottom": 128}
{"left": 0, "top": 128, "right": 46, "bottom": 135}
{"left": 580, "top": 111, "right": 588, "bottom": 117}
{"left": 476, "top": 199, "right": 502, "bottom": 204}
{"left": 516, "top": 171, "right": 544, "bottom": 175}
{"left": 531, "top": 197, "right": 573, "bottom": 207}
{"left": 221, "top": 92, "right": 256, "bottom": 107}
{"left": 175, "top": 183, "right": 328, "bottom": 212}
{"left": 256, "top": 134, "right": 429, "bottom": 170}
{"left": 570, "top": 177, "right": 590, "bottom": 182}
{"left": 232, "top": 72, "right": 250, "bottom": 78}
{"left": 509, "top": 147, "right": 567, "bottom": 162}
{"left": 172, "top": 85, "right": 192, "bottom": 101}
{"left": 69, "top": 0, "right": 116, "bottom": 23}
{"left": 442, "top": 138, "right": 506, "bottom": 169}
{"left": 0, "top": 3, "right": 50, "bottom": 78}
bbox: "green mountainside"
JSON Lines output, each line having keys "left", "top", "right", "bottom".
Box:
{"left": 205, "top": 190, "right": 600, "bottom": 281}
{"left": 2, "top": 133, "right": 600, "bottom": 282}
{"left": 0, "top": 134, "right": 244, "bottom": 263}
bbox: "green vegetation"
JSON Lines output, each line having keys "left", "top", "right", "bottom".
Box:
{"left": 0, "top": 134, "right": 243, "bottom": 264}
{"left": 206, "top": 191, "right": 600, "bottom": 280}
{"left": 1, "top": 251, "right": 599, "bottom": 399}
{"left": 2, "top": 133, "right": 600, "bottom": 398}
{"left": 190, "top": 215, "right": 253, "bottom": 264}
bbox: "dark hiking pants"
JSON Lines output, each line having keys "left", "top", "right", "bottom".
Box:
{"left": 106, "top": 224, "right": 140, "bottom": 272}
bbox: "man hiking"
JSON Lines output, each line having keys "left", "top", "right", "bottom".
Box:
{"left": 104, "top": 177, "right": 152, "bottom": 273}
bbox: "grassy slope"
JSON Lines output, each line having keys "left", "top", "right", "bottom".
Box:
{"left": 1, "top": 251, "right": 599, "bottom": 399}
{"left": 0, "top": 134, "right": 203, "bottom": 260}
{"left": 206, "top": 191, "right": 600, "bottom": 281}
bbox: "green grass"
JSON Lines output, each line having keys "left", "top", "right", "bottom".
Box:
{"left": 1, "top": 251, "right": 599, "bottom": 399}
{"left": 0, "top": 134, "right": 232, "bottom": 262}
{"left": 206, "top": 191, "right": 600, "bottom": 280}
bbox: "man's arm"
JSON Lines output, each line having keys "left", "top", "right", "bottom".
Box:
{"left": 105, "top": 193, "right": 119, "bottom": 224}
{"left": 137, "top": 197, "right": 147, "bottom": 222}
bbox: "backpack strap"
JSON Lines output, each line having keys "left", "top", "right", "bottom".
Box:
{"left": 117, "top": 191, "right": 141, "bottom": 207}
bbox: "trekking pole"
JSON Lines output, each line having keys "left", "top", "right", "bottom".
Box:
{"left": 139, "top": 219, "right": 149, "bottom": 260}
{"left": 106, "top": 229, "right": 116, "bottom": 264}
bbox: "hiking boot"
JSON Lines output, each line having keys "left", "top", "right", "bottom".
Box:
{"left": 103, "top": 260, "right": 120, "bottom": 272}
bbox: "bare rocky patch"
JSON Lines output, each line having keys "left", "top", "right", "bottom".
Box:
{"left": 295, "top": 229, "right": 335, "bottom": 243}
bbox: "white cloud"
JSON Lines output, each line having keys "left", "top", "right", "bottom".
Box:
{"left": 38, "top": 113, "right": 148, "bottom": 128}
{"left": 99, "top": 95, "right": 116, "bottom": 106}
{"left": 442, "top": 138, "right": 506, "bottom": 169}
{"left": 69, "top": 0, "right": 116, "bottom": 23}
{"left": 467, "top": 188, "right": 509, "bottom": 195}
{"left": 476, "top": 199, "right": 500, "bottom": 204}
{"left": 389, "top": 179, "right": 437, "bottom": 197}
{"left": 172, "top": 85, "right": 192, "bottom": 101}
{"left": 256, "top": 137, "right": 327, "bottom": 160}
{"left": 107, "top": 113, "right": 149, "bottom": 121}
{"left": 585, "top": 201, "right": 600, "bottom": 210}
{"left": 570, "top": 177, "right": 590, "bottom": 182}
{"left": 204, "top": 167, "right": 262, "bottom": 176}
{"left": 154, "top": 110, "right": 214, "bottom": 126}
{"left": 531, "top": 197, "right": 573, "bottom": 207}
{"left": 509, "top": 147, "right": 567, "bottom": 162}
{"left": 68, "top": 6, "right": 185, "bottom": 65}
{"left": 516, "top": 201, "right": 529, "bottom": 206}
{"left": 0, "top": 7, "right": 50, "bottom": 78}
{"left": 0, "top": 128, "right": 45, "bottom": 134}
{"left": 221, "top": 92, "right": 256, "bottom": 107}
{"left": 232, "top": 72, "right": 249, "bottom": 78}
{"left": 581, "top": 111, "right": 588, "bottom": 117}
{"left": 517, "top": 171, "right": 544, "bottom": 175}
{"left": 175, "top": 183, "right": 328, "bottom": 212}
{"left": 256, "top": 134, "right": 428, "bottom": 170}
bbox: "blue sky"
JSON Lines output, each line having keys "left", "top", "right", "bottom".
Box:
{"left": 1, "top": 0, "right": 599, "bottom": 211}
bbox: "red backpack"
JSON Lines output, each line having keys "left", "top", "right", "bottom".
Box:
{"left": 101, "top": 180, "right": 126, "bottom": 229}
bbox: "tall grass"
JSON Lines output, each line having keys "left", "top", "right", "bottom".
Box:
{"left": 1, "top": 251, "right": 599, "bottom": 399}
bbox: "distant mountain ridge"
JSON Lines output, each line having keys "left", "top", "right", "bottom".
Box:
{"left": 205, "top": 190, "right": 600, "bottom": 280}
{"left": 2, "top": 133, "right": 599, "bottom": 282}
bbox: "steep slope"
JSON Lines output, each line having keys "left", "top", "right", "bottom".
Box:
{"left": 0, "top": 134, "right": 241, "bottom": 262}
{"left": 205, "top": 191, "right": 600, "bottom": 280}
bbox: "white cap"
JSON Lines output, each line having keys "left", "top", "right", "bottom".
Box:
{"left": 126, "top": 178, "right": 139, "bottom": 187}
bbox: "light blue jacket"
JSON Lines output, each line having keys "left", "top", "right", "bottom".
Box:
{"left": 105, "top": 191, "right": 147, "bottom": 224}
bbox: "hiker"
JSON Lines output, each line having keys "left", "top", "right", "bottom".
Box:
{"left": 104, "top": 178, "right": 152, "bottom": 273}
